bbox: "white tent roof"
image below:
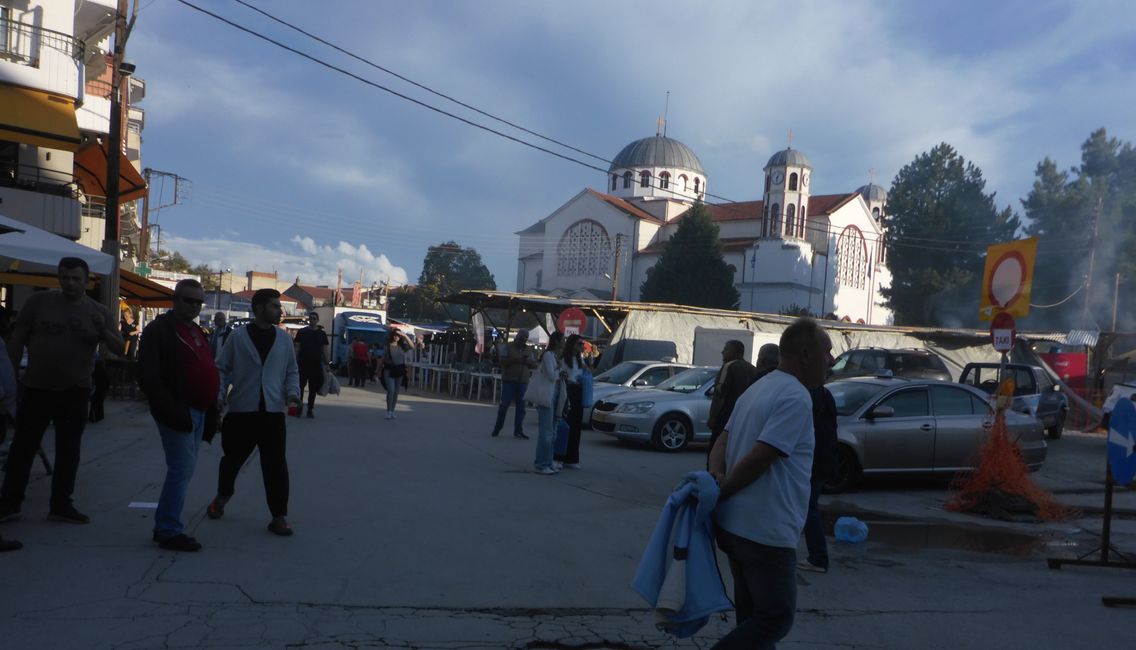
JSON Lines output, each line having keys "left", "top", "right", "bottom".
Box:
{"left": 0, "top": 213, "right": 114, "bottom": 275}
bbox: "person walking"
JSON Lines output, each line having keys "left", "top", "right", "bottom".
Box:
{"left": 209, "top": 311, "right": 232, "bottom": 359}
{"left": 708, "top": 318, "right": 833, "bottom": 649}
{"left": 207, "top": 289, "right": 301, "bottom": 537}
{"left": 137, "top": 279, "right": 218, "bottom": 552}
{"left": 490, "top": 329, "right": 535, "bottom": 439}
{"left": 799, "top": 385, "right": 838, "bottom": 573}
{"left": 349, "top": 336, "right": 369, "bottom": 387}
{"left": 0, "top": 333, "right": 20, "bottom": 551}
{"left": 381, "top": 331, "right": 410, "bottom": 420}
{"left": 530, "top": 331, "right": 565, "bottom": 475}
{"left": 555, "top": 334, "right": 588, "bottom": 470}
{"left": 0, "top": 257, "right": 123, "bottom": 526}
{"left": 293, "top": 312, "right": 329, "bottom": 418}
{"left": 706, "top": 339, "right": 757, "bottom": 459}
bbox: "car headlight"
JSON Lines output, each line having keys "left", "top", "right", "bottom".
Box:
{"left": 614, "top": 401, "right": 655, "bottom": 414}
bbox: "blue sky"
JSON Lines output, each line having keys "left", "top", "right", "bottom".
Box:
{"left": 129, "top": 0, "right": 1136, "bottom": 290}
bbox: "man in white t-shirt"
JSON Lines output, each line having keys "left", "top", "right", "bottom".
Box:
{"left": 708, "top": 318, "right": 833, "bottom": 649}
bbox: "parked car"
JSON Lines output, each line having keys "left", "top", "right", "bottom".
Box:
{"left": 823, "top": 377, "right": 1048, "bottom": 493}
{"left": 828, "top": 347, "right": 952, "bottom": 382}
{"left": 959, "top": 362, "right": 1068, "bottom": 439}
{"left": 584, "top": 360, "right": 692, "bottom": 427}
{"left": 591, "top": 366, "right": 718, "bottom": 452}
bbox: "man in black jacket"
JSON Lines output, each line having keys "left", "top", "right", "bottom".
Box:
{"left": 706, "top": 340, "right": 758, "bottom": 458}
{"left": 138, "top": 280, "right": 219, "bottom": 552}
{"left": 799, "top": 386, "right": 838, "bottom": 572}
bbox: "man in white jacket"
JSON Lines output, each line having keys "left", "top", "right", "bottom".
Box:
{"left": 207, "top": 289, "right": 300, "bottom": 536}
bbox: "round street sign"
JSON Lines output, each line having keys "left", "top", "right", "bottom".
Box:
{"left": 990, "top": 312, "right": 1016, "bottom": 353}
{"left": 557, "top": 307, "right": 587, "bottom": 335}
{"left": 986, "top": 251, "right": 1027, "bottom": 310}
{"left": 1108, "top": 398, "right": 1136, "bottom": 485}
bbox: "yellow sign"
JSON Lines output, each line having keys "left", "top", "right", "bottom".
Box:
{"left": 979, "top": 237, "right": 1038, "bottom": 321}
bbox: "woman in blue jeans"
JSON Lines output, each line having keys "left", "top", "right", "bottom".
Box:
{"left": 382, "top": 331, "right": 411, "bottom": 420}
{"left": 533, "top": 332, "right": 565, "bottom": 474}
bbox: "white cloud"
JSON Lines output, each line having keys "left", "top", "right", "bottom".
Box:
{"left": 162, "top": 233, "right": 409, "bottom": 288}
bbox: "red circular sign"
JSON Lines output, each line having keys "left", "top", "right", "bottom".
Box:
{"left": 557, "top": 307, "right": 587, "bottom": 334}
{"left": 990, "top": 312, "right": 1016, "bottom": 353}
{"left": 986, "top": 251, "right": 1028, "bottom": 310}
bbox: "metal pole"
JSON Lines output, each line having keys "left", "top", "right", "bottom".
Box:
{"left": 1081, "top": 198, "right": 1102, "bottom": 328}
{"left": 610, "top": 233, "right": 623, "bottom": 301}
{"left": 1112, "top": 272, "right": 1120, "bottom": 332}
{"left": 100, "top": 0, "right": 129, "bottom": 314}
{"left": 140, "top": 168, "right": 150, "bottom": 263}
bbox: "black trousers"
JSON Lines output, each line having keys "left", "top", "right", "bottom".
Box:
{"left": 298, "top": 361, "right": 324, "bottom": 411}
{"left": 555, "top": 382, "right": 584, "bottom": 464}
{"left": 348, "top": 359, "right": 367, "bottom": 387}
{"left": 1, "top": 385, "right": 89, "bottom": 510}
{"left": 89, "top": 361, "right": 109, "bottom": 422}
{"left": 217, "top": 411, "right": 289, "bottom": 518}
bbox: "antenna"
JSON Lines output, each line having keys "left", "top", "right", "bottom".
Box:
{"left": 869, "top": 168, "right": 876, "bottom": 184}
{"left": 787, "top": 128, "right": 794, "bottom": 149}
{"left": 663, "top": 90, "right": 670, "bottom": 137}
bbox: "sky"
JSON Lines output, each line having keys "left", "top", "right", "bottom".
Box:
{"left": 129, "top": 0, "right": 1136, "bottom": 291}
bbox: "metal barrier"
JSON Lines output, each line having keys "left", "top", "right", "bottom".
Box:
{"left": 0, "top": 17, "right": 83, "bottom": 64}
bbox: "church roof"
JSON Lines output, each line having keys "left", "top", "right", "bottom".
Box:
{"left": 857, "top": 183, "right": 888, "bottom": 202}
{"left": 640, "top": 236, "right": 758, "bottom": 255}
{"left": 687, "top": 193, "right": 858, "bottom": 224}
{"left": 586, "top": 189, "right": 664, "bottom": 223}
{"left": 765, "top": 147, "right": 812, "bottom": 169}
{"left": 609, "top": 135, "right": 705, "bottom": 174}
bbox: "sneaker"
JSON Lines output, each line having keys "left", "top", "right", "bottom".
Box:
{"left": 797, "top": 561, "right": 828, "bottom": 573}
{"left": 390, "top": 412, "right": 396, "bottom": 420}
{"left": 0, "top": 535, "right": 22, "bottom": 552}
{"left": 0, "top": 503, "right": 21, "bottom": 523}
{"left": 48, "top": 505, "right": 90, "bottom": 524}
{"left": 513, "top": 432, "right": 530, "bottom": 440}
{"left": 490, "top": 429, "right": 501, "bottom": 437}
{"left": 564, "top": 463, "right": 582, "bottom": 470}
{"left": 157, "top": 533, "right": 202, "bottom": 552}
{"left": 534, "top": 466, "right": 559, "bottom": 475}
{"left": 206, "top": 496, "right": 229, "bottom": 520}
{"left": 306, "top": 410, "right": 314, "bottom": 419}
{"left": 552, "top": 461, "right": 564, "bottom": 470}
{"left": 267, "top": 516, "right": 294, "bottom": 537}
{"left": 385, "top": 412, "right": 393, "bottom": 420}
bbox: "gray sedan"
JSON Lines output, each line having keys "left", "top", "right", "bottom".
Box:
{"left": 824, "top": 377, "right": 1048, "bottom": 493}
{"left": 584, "top": 360, "right": 692, "bottom": 427}
{"left": 591, "top": 367, "right": 718, "bottom": 452}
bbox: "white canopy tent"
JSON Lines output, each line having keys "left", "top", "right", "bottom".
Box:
{"left": 0, "top": 213, "right": 114, "bottom": 276}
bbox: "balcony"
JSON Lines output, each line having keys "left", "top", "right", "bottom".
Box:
{"left": 0, "top": 163, "right": 81, "bottom": 239}
{"left": 0, "top": 17, "right": 84, "bottom": 99}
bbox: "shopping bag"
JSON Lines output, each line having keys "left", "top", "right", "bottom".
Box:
{"left": 554, "top": 418, "right": 569, "bottom": 455}
{"left": 318, "top": 367, "right": 330, "bottom": 396}
{"left": 327, "top": 372, "right": 342, "bottom": 396}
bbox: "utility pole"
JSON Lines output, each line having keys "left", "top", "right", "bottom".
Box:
{"left": 101, "top": 0, "right": 138, "bottom": 312}
{"left": 610, "top": 234, "right": 623, "bottom": 301}
{"left": 1081, "top": 197, "right": 1102, "bottom": 328}
{"left": 1112, "top": 273, "right": 1120, "bottom": 332}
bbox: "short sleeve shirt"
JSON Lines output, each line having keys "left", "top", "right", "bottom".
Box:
{"left": 17, "top": 291, "right": 112, "bottom": 390}
{"left": 715, "top": 370, "right": 815, "bottom": 549}
{"left": 295, "top": 327, "right": 329, "bottom": 364}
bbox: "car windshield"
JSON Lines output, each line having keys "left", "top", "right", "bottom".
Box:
{"left": 594, "top": 362, "right": 648, "bottom": 385}
{"left": 827, "top": 381, "right": 888, "bottom": 416}
{"left": 656, "top": 367, "right": 717, "bottom": 393}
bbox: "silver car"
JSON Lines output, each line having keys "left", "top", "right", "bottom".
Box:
{"left": 584, "top": 360, "right": 693, "bottom": 427}
{"left": 591, "top": 367, "right": 718, "bottom": 452}
{"left": 825, "top": 377, "right": 1048, "bottom": 493}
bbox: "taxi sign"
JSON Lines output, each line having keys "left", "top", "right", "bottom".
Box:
{"left": 980, "top": 238, "right": 1037, "bottom": 321}
{"left": 990, "top": 312, "right": 1016, "bottom": 353}
{"left": 1108, "top": 398, "right": 1136, "bottom": 485}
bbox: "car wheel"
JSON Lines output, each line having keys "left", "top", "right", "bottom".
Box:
{"left": 1046, "top": 408, "right": 1066, "bottom": 439}
{"left": 822, "top": 445, "right": 861, "bottom": 494}
{"left": 652, "top": 415, "right": 691, "bottom": 452}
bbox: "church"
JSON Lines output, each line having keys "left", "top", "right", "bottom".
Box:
{"left": 515, "top": 133, "right": 894, "bottom": 325}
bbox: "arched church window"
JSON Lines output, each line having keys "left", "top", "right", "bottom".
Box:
{"left": 798, "top": 215, "right": 807, "bottom": 238}
{"left": 557, "top": 219, "right": 613, "bottom": 278}
{"left": 623, "top": 171, "right": 632, "bottom": 189}
{"left": 789, "top": 172, "right": 798, "bottom": 191}
{"left": 872, "top": 207, "right": 881, "bottom": 220}
{"left": 659, "top": 171, "right": 670, "bottom": 190}
{"left": 611, "top": 174, "right": 618, "bottom": 192}
{"left": 694, "top": 177, "right": 701, "bottom": 195}
{"left": 765, "top": 174, "right": 771, "bottom": 193}
{"left": 836, "top": 225, "right": 868, "bottom": 290}
{"left": 640, "top": 170, "right": 651, "bottom": 188}
{"left": 770, "top": 203, "right": 781, "bottom": 237}
{"left": 799, "top": 203, "right": 806, "bottom": 237}
{"left": 786, "top": 204, "right": 796, "bottom": 238}
{"left": 680, "top": 175, "right": 688, "bottom": 192}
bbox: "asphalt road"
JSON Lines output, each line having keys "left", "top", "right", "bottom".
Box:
{"left": 0, "top": 384, "right": 1130, "bottom": 649}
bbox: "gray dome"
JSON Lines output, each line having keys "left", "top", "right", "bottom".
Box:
{"left": 609, "top": 136, "right": 704, "bottom": 174}
{"left": 765, "top": 147, "right": 812, "bottom": 169}
{"left": 857, "top": 183, "right": 887, "bottom": 202}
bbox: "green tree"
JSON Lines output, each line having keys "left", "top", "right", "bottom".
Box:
{"left": 639, "top": 201, "right": 739, "bottom": 309}
{"left": 1022, "top": 128, "right": 1136, "bottom": 330}
{"left": 882, "top": 143, "right": 1020, "bottom": 326}
{"left": 395, "top": 242, "right": 496, "bottom": 321}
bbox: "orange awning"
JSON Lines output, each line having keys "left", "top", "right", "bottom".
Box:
{"left": 119, "top": 268, "right": 175, "bottom": 307}
{"left": 74, "top": 140, "right": 148, "bottom": 203}
{"left": 0, "top": 85, "right": 81, "bottom": 151}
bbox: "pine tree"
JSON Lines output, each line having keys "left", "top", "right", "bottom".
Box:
{"left": 639, "top": 201, "right": 739, "bottom": 309}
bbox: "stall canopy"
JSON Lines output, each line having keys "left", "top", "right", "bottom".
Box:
{"left": 0, "top": 85, "right": 80, "bottom": 151}
{"left": 0, "top": 213, "right": 114, "bottom": 275}
{"left": 73, "top": 140, "right": 148, "bottom": 202}
{"left": 119, "top": 269, "right": 175, "bottom": 307}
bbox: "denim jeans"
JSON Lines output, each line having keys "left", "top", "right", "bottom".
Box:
{"left": 534, "top": 405, "right": 555, "bottom": 469}
{"left": 384, "top": 375, "right": 401, "bottom": 412}
{"left": 712, "top": 529, "right": 797, "bottom": 650}
{"left": 803, "top": 481, "right": 828, "bottom": 568}
{"left": 492, "top": 381, "right": 527, "bottom": 435}
{"left": 154, "top": 408, "right": 204, "bottom": 539}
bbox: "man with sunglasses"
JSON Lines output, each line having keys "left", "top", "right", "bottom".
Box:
{"left": 138, "top": 279, "right": 219, "bottom": 551}
{"left": 0, "top": 257, "right": 123, "bottom": 527}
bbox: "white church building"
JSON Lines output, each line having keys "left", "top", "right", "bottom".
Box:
{"left": 516, "top": 134, "right": 894, "bottom": 325}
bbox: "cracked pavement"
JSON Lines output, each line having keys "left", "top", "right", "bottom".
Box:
{"left": 0, "top": 386, "right": 1131, "bottom": 648}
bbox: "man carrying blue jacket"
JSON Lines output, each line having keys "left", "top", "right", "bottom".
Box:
{"left": 207, "top": 289, "right": 300, "bottom": 537}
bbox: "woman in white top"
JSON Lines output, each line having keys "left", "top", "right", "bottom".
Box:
{"left": 532, "top": 331, "right": 566, "bottom": 474}
{"left": 557, "top": 334, "right": 589, "bottom": 469}
{"left": 382, "top": 331, "right": 411, "bottom": 419}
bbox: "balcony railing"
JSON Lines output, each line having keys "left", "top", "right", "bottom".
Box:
{"left": 0, "top": 162, "right": 78, "bottom": 199}
{"left": 0, "top": 17, "right": 84, "bottom": 66}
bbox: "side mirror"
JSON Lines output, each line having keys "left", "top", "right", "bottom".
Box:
{"left": 1053, "top": 385, "right": 1061, "bottom": 392}
{"left": 867, "top": 405, "right": 895, "bottom": 420}
{"left": 632, "top": 379, "right": 649, "bottom": 387}
{"left": 705, "top": 385, "right": 716, "bottom": 397}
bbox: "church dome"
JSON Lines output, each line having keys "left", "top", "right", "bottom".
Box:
{"left": 609, "top": 135, "right": 704, "bottom": 174}
{"left": 766, "top": 147, "right": 812, "bottom": 169}
{"left": 857, "top": 183, "right": 888, "bottom": 203}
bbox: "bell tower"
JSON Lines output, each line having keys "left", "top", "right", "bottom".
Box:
{"left": 761, "top": 135, "right": 812, "bottom": 240}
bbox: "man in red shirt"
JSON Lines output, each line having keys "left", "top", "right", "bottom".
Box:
{"left": 138, "top": 279, "right": 220, "bottom": 552}
{"left": 349, "top": 336, "right": 370, "bottom": 387}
